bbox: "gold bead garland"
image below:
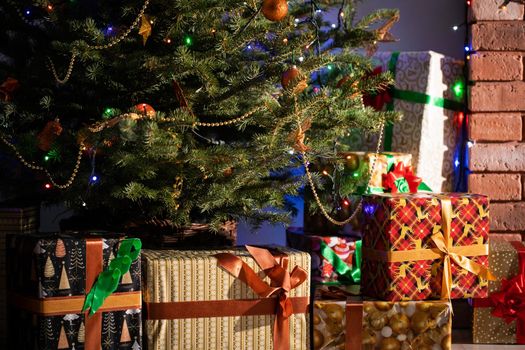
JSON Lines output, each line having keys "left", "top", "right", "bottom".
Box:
{"left": 47, "top": 52, "right": 77, "bottom": 85}
{"left": 0, "top": 135, "right": 84, "bottom": 189}
{"left": 46, "top": 0, "right": 150, "bottom": 84}
{"left": 296, "top": 95, "right": 386, "bottom": 226}
{"left": 2, "top": 104, "right": 262, "bottom": 190}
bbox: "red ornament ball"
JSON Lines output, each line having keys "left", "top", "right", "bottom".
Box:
{"left": 281, "top": 66, "right": 307, "bottom": 94}
{"left": 133, "top": 103, "right": 156, "bottom": 117}
{"left": 262, "top": 0, "right": 288, "bottom": 22}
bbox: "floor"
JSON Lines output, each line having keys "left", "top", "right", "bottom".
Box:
{"left": 453, "top": 330, "right": 525, "bottom": 349}
{"left": 453, "top": 345, "right": 525, "bottom": 349}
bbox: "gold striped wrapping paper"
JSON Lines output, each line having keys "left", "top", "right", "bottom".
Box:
{"left": 142, "top": 248, "right": 311, "bottom": 350}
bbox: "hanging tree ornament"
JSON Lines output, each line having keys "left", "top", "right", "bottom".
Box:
{"left": 0, "top": 77, "right": 20, "bottom": 101}
{"left": 281, "top": 66, "right": 308, "bottom": 94}
{"left": 133, "top": 103, "right": 156, "bottom": 117}
{"left": 138, "top": 14, "right": 152, "bottom": 45}
{"left": 287, "top": 118, "right": 312, "bottom": 153}
{"left": 262, "top": 0, "right": 288, "bottom": 22}
{"left": 37, "top": 119, "right": 63, "bottom": 152}
{"left": 366, "top": 13, "right": 400, "bottom": 56}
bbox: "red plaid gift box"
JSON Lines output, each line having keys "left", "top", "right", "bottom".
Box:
{"left": 361, "top": 193, "right": 493, "bottom": 301}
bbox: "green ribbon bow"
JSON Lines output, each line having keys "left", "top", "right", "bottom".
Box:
{"left": 82, "top": 238, "right": 142, "bottom": 315}
{"left": 319, "top": 239, "right": 362, "bottom": 284}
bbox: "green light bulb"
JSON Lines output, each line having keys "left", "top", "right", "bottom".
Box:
{"left": 184, "top": 35, "right": 193, "bottom": 46}
{"left": 453, "top": 81, "right": 464, "bottom": 98}
{"left": 44, "top": 155, "right": 50, "bottom": 162}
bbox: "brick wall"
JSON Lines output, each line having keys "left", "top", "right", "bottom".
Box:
{"left": 468, "top": 0, "right": 525, "bottom": 240}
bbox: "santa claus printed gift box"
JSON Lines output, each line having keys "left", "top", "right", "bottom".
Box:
{"left": 287, "top": 227, "right": 360, "bottom": 285}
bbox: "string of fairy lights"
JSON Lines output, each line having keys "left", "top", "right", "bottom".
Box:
{"left": 448, "top": 0, "right": 511, "bottom": 190}
{"left": 3, "top": 0, "right": 388, "bottom": 224}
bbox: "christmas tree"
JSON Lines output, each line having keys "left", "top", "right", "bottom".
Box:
{"left": 0, "top": 0, "right": 399, "bottom": 231}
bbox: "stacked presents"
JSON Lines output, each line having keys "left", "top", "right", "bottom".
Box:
{"left": 287, "top": 50, "right": 513, "bottom": 350}
{"left": 5, "top": 50, "right": 525, "bottom": 349}
{"left": 289, "top": 149, "right": 494, "bottom": 349}
{"left": 6, "top": 232, "right": 313, "bottom": 349}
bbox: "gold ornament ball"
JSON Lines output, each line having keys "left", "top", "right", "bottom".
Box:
{"left": 344, "top": 153, "right": 360, "bottom": 171}
{"left": 410, "top": 334, "right": 433, "bottom": 349}
{"left": 389, "top": 313, "right": 410, "bottom": 334}
{"left": 368, "top": 311, "right": 388, "bottom": 330}
{"left": 313, "top": 329, "right": 324, "bottom": 350}
{"left": 379, "top": 337, "right": 401, "bottom": 350}
{"left": 374, "top": 301, "right": 393, "bottom": 311}
{"left": 362, "top": 330, "right": 377, "bottom": 346}
{"left": 313, "top": 314, "right": 321, "bottom": 325}
{"left": 364, "top": 303, "right": 376, "bottom": 314}
{"left": 410, "top": 311, "right": 430, "bottom": 334}
{"left": 281, "top": 66, "right": 307, "bottom": 94}
{"left": 322, "top": 304, "right": 345, "bottom": 323}
{"left": 262, "top": 0, "right": 288, "bottom": 21}
{"left": 415, "top": 302, "right": 431, "bottom": 312}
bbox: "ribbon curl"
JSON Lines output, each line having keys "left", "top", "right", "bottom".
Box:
{"left": 368, "top": 157, "right": 432, "bottom": 194}
{"left": 215, "top": 246, "right": 308, "bottom": 350}
{"left": 382, "top": 162, "right": 422, "bottom": 193}
{"left": 82, "top": 238, "right": 142, "bottom": 315}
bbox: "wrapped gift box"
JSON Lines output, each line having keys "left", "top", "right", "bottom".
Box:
{"left": 304, "top": 152, "right": 412, "bottom": 236}
{"left": 0, "top": 203, "right": 39, "bottom": 347}
{"left": 313, "top": 286, "right": 452, "bottom": 350}
{"left": 286, "top": 227, "right": 360, "bottom": 285}
{"left": 142, "top": 246, "right": 310, "bottom": 350}
{"left": 7, "top": 233, "right": 142, "bottom": 349}
{"left": 473, "top": 241, "right": 525, "bottom": 344}
{"left": 357, "top": 51, "right": 464, "bottom": 192}
{"left": 362, "top": 193, "right": 492, "bottom": 301}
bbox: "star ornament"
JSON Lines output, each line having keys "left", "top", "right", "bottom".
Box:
{"left": 139, "top": 15, "right": 152, "bottom": 45}
{"left": 366, "top": 13, "right": 399, "bottom": 56}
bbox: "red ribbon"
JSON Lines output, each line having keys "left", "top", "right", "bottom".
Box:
{"left": 474, "top": 241, "right": 525, "bottom": 344}
{"left": 362, "top": 67, "right": 393, "bottom": 111}
{"left": 491, "top": 241, "right": 525, "bottom": 343}
{"left": 215, "top": 246, "right": 308, "bottom": 350}
{"left": 381, "top": 162, "right": 422, "bottom": 193}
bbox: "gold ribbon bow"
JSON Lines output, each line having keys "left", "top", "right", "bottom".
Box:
{"left": 215, "top": 246, "right": 308, "bottom": 350}
{"left": 362, "top": 193, "right": 495, "bottom": 300}
{"left": 431, "top": 196, "right": 495, "bottom": 300}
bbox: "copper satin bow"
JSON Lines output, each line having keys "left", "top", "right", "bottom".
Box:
{"left": 431, "top": 196, "right": 495, "bottom": 300}
{"left": 215, "top": 246, "right": 308, "bottom": 350}
{"left": 381, "top": 162, "right": 422, "bottom": 193}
